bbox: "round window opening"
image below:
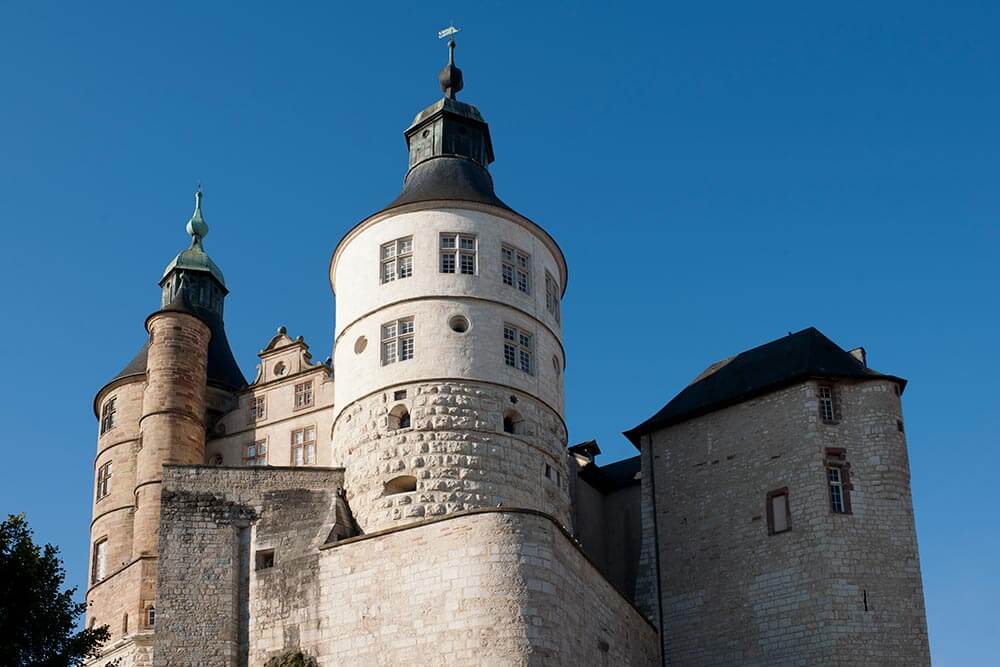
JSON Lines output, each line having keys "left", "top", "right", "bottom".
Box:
{"left": 354, "top": 336, "right": 368, "bottom": 354}
{"left": 448, "top": 315, "right": 470, "bottom": 334}
{"left": 273, "top": 361, "right": 286, "bottom": 377}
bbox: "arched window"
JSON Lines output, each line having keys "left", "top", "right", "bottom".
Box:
{"left": 388, "top": 404, "right": 410, "bottom": 430}
{"left": 503, "top": 409, "right": 523, "bottom": 435}
{"left": 383, "top": 475, "right": 417, "bottom": 495}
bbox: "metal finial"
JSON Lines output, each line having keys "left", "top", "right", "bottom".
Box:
{"left": 437, "top": 24, "right": 464, "bottom": 99}
{"left": 186, "top": 187, "right": 208, "bottom": 245}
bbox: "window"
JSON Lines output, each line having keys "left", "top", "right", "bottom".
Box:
{"left": 245, "top": 440, "right": 267, "bottom": 466}
{"left": 249, "top": 395, "right": 266, "bottom": 422}
{"left": 545, "top": 271, "right": 560, "bottom": 322}
{"left": 381, "top": 317, "right": 415, "bottom": 365}
{"left": 502, "top": 409, "right": 523, "bottom": 435}
{"left": 383, "top": 475, "right": 417, "bottom": 495}
{"left": 291, "top": 426, "right": 316, "bottom": 466}
{"left": 380, "top": 236, "right": 413, "bottom": 283}
{"left": 146, "top": 607, "right": 155, "bottom": 627}
{"left": 122, "top": 613, "right": 128, "bottom": 635}
{"left": 502, "top": 245, "right": 530, "bottom": 293}
{"left": 255, "top": 549, "right": 275, "bottom": 571}
{"left": 388, "top": 404, "right": 410, "bottom": 430}
{"left": 294, "top": 381, "right": 314, "bottom": 409}
{"left": 91, "top": 539, "right": 107, "bottom": 583}
{"left": 440, "top": 233, "right": 476, "bottom": 274}
{"left": 826, "top": 448, "right": 852, "bottom": 514}
{"left": 817, "top": 384, "right": 839, "bottom": 424}
{"left": 96, "top": 462, "right": 112, "bottom": 500}
{"left": 766, "top": 488, "right": 790, "bottom": 535}
{"left": 544, "top": 463, "right": 554, "bottom": 480}
{"left": 503, "top": 324, "right": 533, "bottom": 374}
{"left": 100, "top": 397, "right": 117, "bottom": 435}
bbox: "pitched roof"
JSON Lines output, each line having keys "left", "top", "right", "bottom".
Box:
{"left": 623, "top": 327, "right": 905, "bottom": 447}
{"left": 577, "top": 456, "right": 641, "bottom": 494}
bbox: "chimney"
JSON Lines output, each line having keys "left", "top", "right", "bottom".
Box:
{"left": 849, "top": 347, "right": 867, "bottom": 367}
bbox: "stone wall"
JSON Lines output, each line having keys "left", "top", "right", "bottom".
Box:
{"left": 154, "top": 465, "right": 345, "bottom": 667}
{"left": 156, "top": 465, "right": 656, "bottom": 666}
{"left": 645, "top": 379, "right": 929, "bottom": 665}
{"left": 333, "top": 379, "right": 570, "bottom": 533}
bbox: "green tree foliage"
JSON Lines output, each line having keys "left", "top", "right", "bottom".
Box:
{"left": 0, "top": 514, "right": 111, "bottom": 666}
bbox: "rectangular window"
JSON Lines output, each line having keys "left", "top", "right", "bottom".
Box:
{"left": 440, "top": 233, "right": 476, "bottom": 274}
{"left": 502, "top": 245, "right": 530, "bottom": 293}
{"left": 818, "top": 384, "right": 839, "bottom": 424}
{"left": 828, "top": 467, "right": 846, "bottom": 513}
{"left": 96, "top": 462, "right": 112, "bottom": 500}
{"left": 380, "top": 236, "right": 413, "bottom": 284}
{"left": 291, "top": 426, "right": 316, "bottom": 466}
{"left": 825, "top": 448, "right": 852, "bottom": 514}
{"left": 245, "top": 440, "right": 267, "bottom": 466}
{"left": 766, "top": 488, "right": 790, "bottom": 535}
{"left": 100, "top": 397, "right": 117, "bottom": 435}
{"left": 382, "top": 317, "right": 415, "bottom": 365}
{"left": 146, "top": 607, "right": 155, "bottom": 627}
{"left": 294, "top": 381, "right": 314, "bottom": 409}
{"left": 248, "top": 396, "right": 266, "bottom": 422}
{"left": 255, "top": 549, "right": 275, "bottom": 571}
{"left": 545, "top": 271, "right": 560, "bottom": 322}
{"left": 92, "top": 539, "right": 107, "bottom": 583}
{"left": 503, "top": 324, "right": 534, "bottom": 375}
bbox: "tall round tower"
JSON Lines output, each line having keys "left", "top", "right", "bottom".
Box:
{"left": 331, "top": 40, "right": 570, "bottom": 533}
{"left": 86, "top": 191, "right": 245, "bottom": 643}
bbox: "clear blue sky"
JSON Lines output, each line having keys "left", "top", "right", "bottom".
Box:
{"left": 1, "top": 2, "right": 996, "bottom": 662}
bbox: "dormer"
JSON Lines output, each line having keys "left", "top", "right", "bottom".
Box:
{"left": 252, "top": 326, "right": 331, "bottom": 386}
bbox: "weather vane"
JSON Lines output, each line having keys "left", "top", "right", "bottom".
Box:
{"left": 438, "top": 23, "right": 461, "bottom": 41}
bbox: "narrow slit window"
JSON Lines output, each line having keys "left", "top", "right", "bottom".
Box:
{"left": 825, "top": 448, "right": 852, "bottom": 514}
{"left": 828, "top": 467, "right": 847, "bottom": 513}
{"left": 545, "top": 271, "right": 560, "bottom": 322}
{"left": 817, "top": 384, "right": 839, "bottom": 424}
{"left": 91, "top": 539, "right": 108, "bottom": 583}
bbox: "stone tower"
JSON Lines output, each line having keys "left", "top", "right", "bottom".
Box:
{"left": 87, "top": 192, "right": 245, "bottom": 655}
{"left": 330, "top": 39, "right": 571, "bottom": 533}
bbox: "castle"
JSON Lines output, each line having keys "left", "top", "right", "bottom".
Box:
{"left": 84, "top": 39, "right": 930, "bottom": 666}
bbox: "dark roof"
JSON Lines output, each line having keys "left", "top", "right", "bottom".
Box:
{"left": 95, "top": 291, "right": 246, "bottom": 414}
{"left": 569, "top": 440, "right": 602, "bottom": 459}
{"left": 624, "top": 327, "right": 906, "bottom": 447}
{"left": 578, "top": 456, "right": 641, "bottom": 494}
{"left": 379, "top": 156, "right": 512, "bottom": 214}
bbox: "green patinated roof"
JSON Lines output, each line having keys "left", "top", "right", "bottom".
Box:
{"left": 161, "top": 190, "right": 226, "bottom": 287}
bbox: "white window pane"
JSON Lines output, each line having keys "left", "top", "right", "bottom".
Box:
{"left": 460, "top": 236, "right": 475, "bottom": 250}
{"left": 460, "top": 253, "right": 475, "bottom": 274}
{"left": 382, "top": 323, "right": 397, "bottom": 340}
{"left": 398, "top": 238, "right": 412, "bottom": 253}
{"left": 502, "top": 247, "right": 513, "bottom": 261}
{"left": 383, "top": 341, "right": 396, "bottom": 364}
{"left": 519, "top": 332, "right": 531, "bottom": 347}
{"left": 381, "top": 243, "right": 396, "bottom": 259}
{"left": 502, "top": 265, "right": 514, "bottom": 286}
{"left": 398, "top": 256, "right": 413, "bottom": 278}
{"left": 504, "top": 326, "right": 516, "bottom": 341}
{"left": 504, "top": 344, "right": 516, "bottom": 367}
{"left": 441, "top": 235, "right": 456, "bottom": 249}
{"left": 400, "top": 337, "right": 414, "bottom": 360}
{"left": 382, "top": 261, "right": 395, "bottom": 283}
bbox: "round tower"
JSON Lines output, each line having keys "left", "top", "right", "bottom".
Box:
{"left": 331, "top": 39, "right": 570, "bottom": 533}
{"left": 86, "top": 191, "right": 245, "bottom": 640}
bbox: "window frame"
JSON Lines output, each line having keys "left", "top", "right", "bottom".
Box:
{"left": 291, "top": 425, "right": 316, "bottom": 466}
{"left": 817, "top": 384, "right": 840, "bottom": 424}
{"left": 503, "top": 324, "right": 534, "bottom": 375}
{"left": 439, "top": 233, "right": 477, "bottom": 275}
{"left": 96, "top": 461, "right": 113, "bottom": 501}
{"left": 293, "top": 380, "right": 314, "bottom": 410}
{"left": 91, "top": 537, "right": 108, "bottom": 584}
{"left": 502, "top": 244, "right": 531, "bottom": 294}
{"left": 381, "top": 317, "right": 415, "bottom": 366}
{"left": 766, "top": 487, "right": 791, "bottom": 535}
{"left": 545, "top": 270, "right": 560, "bottom": 322}
{"left": 248, "top": 395, "right": 266, "bottom": 422}
{"left": 825, "top": 448, "right": 853, "bottom": 514}
{"left": 245, "top": 438, "right": 268, "bottom": 466}
{"left": 100, "top": 396, "right": 117, "bottom": 435}
{"left": 380, "top": 236, "right": 413, "bottom": 284}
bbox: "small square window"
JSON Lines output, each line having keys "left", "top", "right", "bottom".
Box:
{"left": 255, "top": 549, "right": 275, "bottom": 571}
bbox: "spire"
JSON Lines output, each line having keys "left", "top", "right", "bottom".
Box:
{"left": 185, "top": 186, "right": 209, "bottom": 247}
{"left": 438, "top": 28, "right": 463, "bottom": 99}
